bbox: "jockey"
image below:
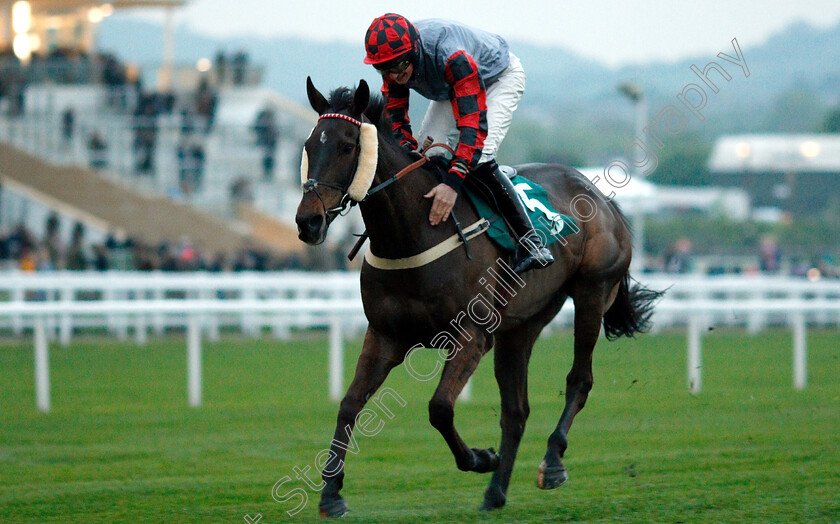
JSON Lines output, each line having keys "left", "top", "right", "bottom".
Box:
{"left": 364, "top": 13, "right": 554, "bottom": 273}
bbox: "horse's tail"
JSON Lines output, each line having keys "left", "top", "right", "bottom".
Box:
{"left": 602, "top": 274, "right": 664, "bottom": 340}
{"left": 598, "top": 199, "right": 664, "bottom": 340}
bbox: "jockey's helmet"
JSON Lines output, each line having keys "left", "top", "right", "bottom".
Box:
{"left": 363, "top": 13, "right": 419, "bottom": 69}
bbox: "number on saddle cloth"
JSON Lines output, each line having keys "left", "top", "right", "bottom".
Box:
{"left": 462, "top": 171, "right": 577, "bottom": 252}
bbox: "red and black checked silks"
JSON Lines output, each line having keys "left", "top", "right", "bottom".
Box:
{"left": 381, "top": 80, "right": 418, "bottom": 150}
{"left": 364, "top": 13, "right": 418, "bottom": 65}
{"left": 443, "top": 50, "right": 488, "bottom": 190}
{"left": 381, "top": 50, "right": 488, "bottom": 191}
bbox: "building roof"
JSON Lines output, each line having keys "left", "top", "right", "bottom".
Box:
{"left": 18, "top": 0, "right": 186, "bottom": 10}
{"left": 577, "top": 166, "right": 660, "bottom": 213}
{"left": 708, "top": 134, "right": 840, "bottom": 173}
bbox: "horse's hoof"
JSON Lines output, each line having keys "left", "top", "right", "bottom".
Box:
{"left": 471, "top": 447, "right": 500, "bottom": 473}
{"left": 480, "top": 486, "right": 506, "bottom": 511}
{"left": 536, "top": 460, "right": 567, "bottom": 490}
{"left": 319, "top": 497, "right": 348, "bottom": 518}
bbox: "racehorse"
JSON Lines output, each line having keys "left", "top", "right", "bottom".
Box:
{"left": 296, "top": 77, "right": 662, "bottom": 517}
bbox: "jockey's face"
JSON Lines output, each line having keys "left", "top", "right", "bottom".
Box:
{"left": 385, "top": 62, "right": 413, "bottom": 85}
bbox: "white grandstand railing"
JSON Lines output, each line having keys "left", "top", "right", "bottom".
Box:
{"left": 1, "top": 271, "right": 839, "bottom": 335}
{"left": 1, "top": 271, "right": 838, "bottom": 412}
{"left": 0, "top": 271, "right": 365, "bottom": 342}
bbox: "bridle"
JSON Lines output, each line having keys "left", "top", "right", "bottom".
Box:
{"left": 301, "top": 113, "right": 364, "bottom": 221}
{"left": 302, "top": 112, "right": 454, "bottom": 221}
{"left": 302, "top": 178, "right": 354, "bottom": 219}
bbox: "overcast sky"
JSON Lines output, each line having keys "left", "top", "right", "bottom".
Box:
{"left": 122, "top": 0, "right": 840, "bottom": 67}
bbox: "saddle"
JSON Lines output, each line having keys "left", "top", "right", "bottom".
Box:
{"left": 427, "top": 158, "right": 577, "bottom": 252}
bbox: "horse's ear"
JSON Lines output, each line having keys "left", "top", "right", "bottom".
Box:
{"left": 351, "top": 79, "right": 370, "bottom": 119}
{"left": 306, "top": 76, "right": 329, "bottom": 115}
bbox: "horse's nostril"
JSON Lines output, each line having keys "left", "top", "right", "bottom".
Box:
{"left": 297, "top": 214, "right": 324, "bottom": 239}
{"left": 306, "top": 214, "right": 324, "bottom": 233}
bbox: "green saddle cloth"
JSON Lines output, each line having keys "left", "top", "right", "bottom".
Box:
{"left": 462, "top": 174, "right": 577, "bottom": 252}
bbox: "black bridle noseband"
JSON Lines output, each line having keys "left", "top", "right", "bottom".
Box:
{"left": 302, "top": 178, "right": 355, "bottom": 218}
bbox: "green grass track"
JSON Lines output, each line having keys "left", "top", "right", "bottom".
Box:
{"left": 0, "top": 330, "right": 838, "bottom": 522}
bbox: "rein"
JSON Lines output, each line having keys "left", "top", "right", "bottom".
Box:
{"left": 364, "top": 141, "right": 456, "bottom": 199}
{"left": 305, "top": 113, "right": 483, "bottom": 269}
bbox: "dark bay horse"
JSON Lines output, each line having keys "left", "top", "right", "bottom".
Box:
{"left": 296, "top": 77, "right": 662, "bottom": 518}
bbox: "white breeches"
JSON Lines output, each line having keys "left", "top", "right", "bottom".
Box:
{"left": 418, "top": 52, "right": 526, "bottom": 164}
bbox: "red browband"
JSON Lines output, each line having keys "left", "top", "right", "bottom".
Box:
{"left": 319, "top": 113, "right": 363, "bottom": 127}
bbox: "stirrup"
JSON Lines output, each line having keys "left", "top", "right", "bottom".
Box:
{"left": 512, "top": 249, "right": 554, "bottom": 273}
{"left": 513, "top": 233, "right": 554, "bottom": 273}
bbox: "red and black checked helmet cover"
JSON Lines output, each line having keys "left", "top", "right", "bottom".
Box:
{"left": 364, "top": 13, "right": 419, "bottom": 65}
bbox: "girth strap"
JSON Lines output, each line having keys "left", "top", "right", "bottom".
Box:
{"left": 364, "top": 218, "right": 490, "bottom": 271}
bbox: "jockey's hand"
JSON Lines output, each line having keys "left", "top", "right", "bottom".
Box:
{"left": 424, "top": 183, "right": 458, "bottom": 226}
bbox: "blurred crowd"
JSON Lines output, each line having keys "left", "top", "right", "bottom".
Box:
{"left": 0, "top": 216, "right": 358, "bottom": 273}
{"left": 657, "top": 235, "right": 839, "bottom": 278}
{"left": 0, "top": 48, "right": 136, "bottom": 117}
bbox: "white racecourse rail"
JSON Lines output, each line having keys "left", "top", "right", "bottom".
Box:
{"left": 1, "top": 271, "right": 838, "bottom": 412}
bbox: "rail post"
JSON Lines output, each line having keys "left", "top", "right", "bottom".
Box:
{"left": 687, "top": 315, "right": 702, "bottom": 394}
{"left": 792, "top": 313, "right": 807, "bottom": 390}
{"left": 329, "top": 316, "right": 343, "bottom": 402}
{"left": 187, "top": 315, "right": 202, "bottom": 407}
{"left": 34, "top": 316, "right": 51, "bottom": 413}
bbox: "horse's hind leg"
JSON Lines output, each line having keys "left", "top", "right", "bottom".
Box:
{"left": 538, "top": 281, "right": 613, "bottom": 489}
{"left": 429, "top": 330, "right": 499, "bottom": 474}
{"left": 480, "top": 323, "right": 540, "bottom": 511}
{"left": 318, "top": 328, "right": 403, "bottom": 518}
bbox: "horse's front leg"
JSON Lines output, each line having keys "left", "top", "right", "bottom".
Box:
{"left": 428, "top": 330, "right": 499, "bottom": 474}
{"left": 319, "top": 328, "right": 403, "bottom": 518}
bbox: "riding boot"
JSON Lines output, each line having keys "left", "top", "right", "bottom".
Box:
{"left": 472, "top": 160, "right": 555, "bottom": 273}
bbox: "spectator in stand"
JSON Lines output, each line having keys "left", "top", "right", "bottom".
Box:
{"left": 87, "top": 131, "right": 108, "bottom": 170}
{"left": 44, "top": 213, "right": 63, "bottom": 269}
{"left": 61, "top": 107, "right": 75, "bottom": 147}
{"left": 105, "top": 231, "right": 135, "bottom": 270}
{"left": 133, "top": 95, "right": 158, "bottom": 174}
{"left": 214, "top": 50, "right": 228, "bottom": 85}
{"left": 158, "top": 242, "right": 179, "bottom": 271}
{"left": 37, "top": 244, "right": 55, "bottom": 271}
{"left": 232, "top": 50, "right": 248, "bottom": 85}
{"left": 65, "top": 222, "right": 88, "bottom": 271}
{"left": 789, "top": 258, "right": 810, "bottom": 278}
{"left": 190, "top": 141, "right": 206, "bottom": 191}
{"left": 18, "top": 245, "right": 37, "bottom": 271}
{"left": 92, "top": 244, "right": 109, "bottom": 271}
{"left": 132, "top": 243, "right": 157, "bottom": 271}
{"left": 196, "top": 78, "right": 218, "bottom": 133}
{"left": 0, "top": 50, "right": 25, "bottom": 117}
{"left": 8, "top": 223, "right": 36, "bottom": 263}
{"left": 817, "top": 251, "right": 837, "bottom": 278}
{"left": 253, "top": 107, "right": 279, "bottom": 181}
{"left": 177, "top": 136, "right": 205, "bottom": 193}
{"left": 208, "top": 252, "right": 228, "bottom": 272}
{"left": 229, "top": 177, "right": 253, "bottom": 215}
{"left": 180, "top": 107, "right": 196, "bottom": 136}
{"left": 101, "top": 53, "right": 128, "bottom": 110}
{"left": 664, "top": 237, "right": 693, "bottom": 274}
{"left": 759, "top": 235, "right": 781, "bottom": 273}
{"left": 0, "top": 217, "right": 361, "bottom": 272}
{"left": 0, "top": 226, "right": 9, "bottom": 267}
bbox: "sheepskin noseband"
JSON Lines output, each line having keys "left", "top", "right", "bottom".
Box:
{"left": 299, "top": 113, "right": 379, "bottom": 202}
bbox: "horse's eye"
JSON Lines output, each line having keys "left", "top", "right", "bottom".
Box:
{"left": 341, "top": 143, "right": 355, "bottom": 155}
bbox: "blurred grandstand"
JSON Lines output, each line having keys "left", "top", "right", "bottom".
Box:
{"left": 0, "top": 2, "right": 836, "bottom": 277}
{"left": 0, "top": 0, "right": 365, "bottom": 271}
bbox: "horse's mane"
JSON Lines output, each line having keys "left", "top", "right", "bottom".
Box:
{"left": 327, "top": 86, "right": 401, "bottom": 148}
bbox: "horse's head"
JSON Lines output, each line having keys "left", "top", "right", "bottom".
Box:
{"left": 295, "top": 77, "right": 378, "bottom": 245}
